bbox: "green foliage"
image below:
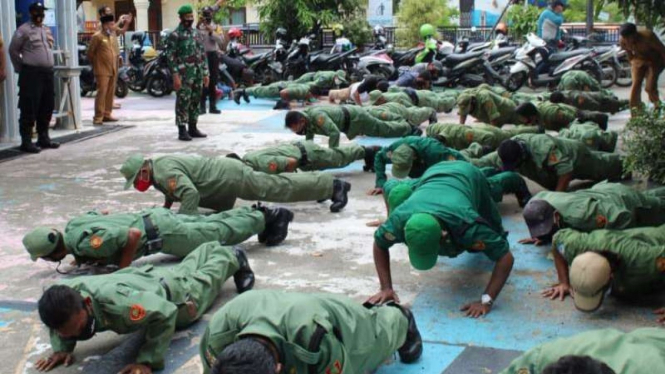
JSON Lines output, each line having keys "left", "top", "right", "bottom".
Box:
{"left": 395, "top": 0, "right": 457, "bottom": 47}
{"left": 198, "top": 0, "right": 248, "bottom": 25}
{"left": 507, "top": 5, "right": 541, "bottom": 42}
{"left": 563, "top": 0, "right": 625, "bottom": 23}
{"left": 621, "top": 107, "right": 665, "bottom": 184}
{"left": 610, "top": 0, "right": 665, "bottom": 29}
{"left": 343, "top": 17, "right": 373, "bottom": 49}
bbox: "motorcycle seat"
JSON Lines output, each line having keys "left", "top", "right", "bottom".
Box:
{"left": 549, "top": 49, "right": 590, "bottom": 62}
{"left": 593, "top": 46, "right": 613, "bottom": 54}
{"left": 488, "top": 47, "right": 517, "bottom": 59}
{"left": 443, "top": 51, "right": 484, "bottom": 66}
{"left": 392, "top": 47, "right": 422, "bottom": 59}
{"left": 243, "top": 52, "right": 269, "bottom": 65}
{"left": 313, "top": 53, "right": 341, "bottom": 63}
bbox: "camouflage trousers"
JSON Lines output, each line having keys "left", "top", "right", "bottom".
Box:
{"left": 176, "top": 75, "right": 203, "bottom": 127}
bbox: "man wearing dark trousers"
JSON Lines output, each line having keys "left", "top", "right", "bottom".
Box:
{"left": 9, "top": 2, "right": 59, "bottom": 153}
{"left": 198, "top": 0, "right": 224, "bottom": 114}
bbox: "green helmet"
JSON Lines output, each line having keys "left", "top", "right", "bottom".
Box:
{"left": 420, "top": 24, "right": 436, "bottom": 39}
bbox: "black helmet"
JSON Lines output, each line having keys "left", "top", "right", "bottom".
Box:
{"left": 131, "top": 31, "right": 146, "bottom": 43}
{"left": 523, "top": 199, "right": 556, "bottom": 239}
{"left": 201, "top": 6, "right": 213, "bottom": 17}
{"left": 276, "top": 27, "right": 287, "bottom": 39}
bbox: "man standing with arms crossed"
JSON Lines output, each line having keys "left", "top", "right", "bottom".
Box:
{"left": 165, "top": 4, "right": 210, "bottom": 141}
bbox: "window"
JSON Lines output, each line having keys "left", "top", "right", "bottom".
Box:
{"left": 221, "top": 8, "right": 247, "bottom": 26}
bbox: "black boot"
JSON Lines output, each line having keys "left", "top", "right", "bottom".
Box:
{"left": 19, "top": 123, "right": 40, "bottom": 153}
{"left": 226, "top": 152, "right": 241, "bottom": 160}
{"left": 514, "top": 180, "right": 533, "bottom": 208}
{"left": 20, "top": 140, "right": 41, "bottom": 153}
{"left": 363, "top": 146, "right": 381, "bottom": 172}
{"left": 188, "top": 123, "right": 207, "bottom": 138}
{"left": 411, "top": 126, "right": 423, "bottom": 136}
{"left": 429, "top": 111, "right": 438, "bottom": 124}
{"left": 330, "top": 179, "right": 351, "bottom": 213}
{"left": 209, "top": 102, "right": 221, "bottom": 114}
{"left": 480, "top": 145, "right": 493, "bottom": 156}
{"left": 178, "top": 126, "right": 192, "bottom": 141}
{"left": 232, "top": 247, "right": 255, "bottom": 293}
{"left": 578, "top": 110, "right": 608, "bottom": 131}
{"left": 242, "top": 89, "right": 250, "bottom": 103}
{"left": 391, "top": 304, "right": 423, "bottom": 364}
{"left": 36, "top": 133, "right": 60, "bottom": 149}
{"left": 232, "top": 89, "right": 244, "bottom": 105}
{"left": 255, "top": 204, "right": 294, "bottom": 246}
{"left": 200, "top": 103, "right": 207, "bottom": 114}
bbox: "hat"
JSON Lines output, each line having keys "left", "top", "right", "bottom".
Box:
{"left": 335, "top": 70, "right": 348, "bottom": 84}
{"left": 497, "top": 139, "right": 524, "bottom": 171}
{"left": 178, "top": 4, "right": 194, "bottom": 15}
{"left": 390, "top": 145, "right": 415, "bottom": 179}
{"left": 29, "top": 2, "right": 47, "bottom": 12}
{"left": 120, "top": 154, "right": 145, "bottom": 190}
{"left": 23, "top": 227, "right": 60, "bottom": 261}
{"left": 100, "top": 14, "right": 115, "bottom": 24}
{"left": 522, "top": 199, "right": 556, "bottom": 238}
{"left": 387, "top": 184, "right": 413, "bottom": 211}
{"left": 570, "top": 252, "right": 611, "bottom": 312}
{"left": 405, "top": 213, "right": 441, "bottom": 270}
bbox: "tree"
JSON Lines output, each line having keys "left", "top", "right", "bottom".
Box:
{"left": 507, "top": 4, "right": 541, "bottom": 41}
{"left": 563, "top": 0, "right": 625, "bottom": 23}
{"left": 610, "top": 0, "right": 665, "bottom": 29}
{"left": 344, "top": 17, "right": 373, "bottom": 49}
{"left": 395, "top": 0, "right": 458, "bottom": 47}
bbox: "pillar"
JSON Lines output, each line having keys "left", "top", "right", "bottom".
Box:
{"left": 135, "top": 0, "right": 150, "bottom": 31}
{"left": 0, "top": 0, "right": 19, "bottom": 143}
{"left": 55, "top": 0, "right": 82, "bottom": 129}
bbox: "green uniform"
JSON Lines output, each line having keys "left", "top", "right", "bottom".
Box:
{"left": 557, "top": 70, "right": 602, "bottom": 92}
{"left": 243, "top": 141, "right": 365, "bottom": 174}
{"left": 374, "top": 136, "right": 467, "bottom": 188}
{"left": 475, "top": 134, "right": 624, "bottom": 190}
{"left": 370, "top": 89, "right": 415, "bottom": 107}
{"left": 535, "top": 101, "right": 578, "bottom": 131}
{"left": 165, "top": 23, "right": 208, "bottom": 127}
{"left": 414, "top": 89, "right": 457, "bottom": 113}
{"left": 62, "top": 207, "right": 264, "bottom": 265}
{"left": 200, "top": 290, "right": 408, "bottom": 374}
{"left": 150, "top": 155, "right": 334, "bottom": 214}
{"left": 500, "top": 328, "right": 665, "bottom": 374}
{"left": 366, "top": 102, "right": 435, "bottom": 126}
{"left": 548, "top": 90, "right": 628, "bottom": 113}
{"left": 531, "top": 182, "right": 665, "bottom": 231}
{"left": 510, "top": 92, "right": 544, "bottom": 104}
{"left": 458, "top": 89, "right": 523, "bottom": 127}
{"left": 246, "top": 82, "right": 313, "bottom": 101}
{"left": 554, "top": 225, "right": 665, "bottom": 295}
{"left": 426, "top": 123, "right": 541, "bottom": 150}
{"left": 375, "top": 161, "right": 509, "bottom": 261}
{"left": 559, "top": 122, "right": 618, "bottom": 152}
{"left": 302, "top": 106, "right": 412, "bottom": 148}
{"left": 49, "top": 242, "right": 239, "bottom": 370}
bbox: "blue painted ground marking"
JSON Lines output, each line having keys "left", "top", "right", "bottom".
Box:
{"left": 0, "top": 307, "right": 13, "bottom": 328}
{"left": 215, "top": 98, "right": 277, "bottom": 111}
{"left": 38, "top": 183, "right": 56, "bottom": 191}
{"left": 377, "top": 343, "right": 465, "bottom": 374}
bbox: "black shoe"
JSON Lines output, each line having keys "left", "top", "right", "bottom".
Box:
{"left": 515, "top": 180, "right": 532, "bottom": 208}
{"left": 178, "top": 126, "right": 192, "bottom": 141}
{"left": 363, "top": 146, "right": 381, "bottom": 172}
{"left": 37, "top": 139, "right": 60, "bottom": 149}
{"left": 429, "top": 111, "right": 438, "bottom": 124}
{"left": 393, "top": 304, "right": 423, "bottom": 363}
{"left": 232, "top": 247, "right": 255, "bottom": 293}
{"left": 578, "top": 110, "right": 608, "bottom": 131}
{"left": 226, "top": 152, "right": 241, "bottom": 160}
{"left": 20, "top": 142, "right": 41, "bottom": 153}
{"left": 259, "top": 206, "right": 294, "bottom": 246}
{"left": 209, "top": 108, "right": 221, "bottom": 114}
{"left": 200, "top": 105, "right": 207, "bottom": 114}
{"left": 330, "top": 179, "right": 351, "bottom": 213}
{"left": 411, "top": 126, "right": 423, "bottom": 136}
{"left": 242, "top": 89, "right": 250, "bottom": 103}
{"left": 480, "top": 145, "right": 493, "bottom": 156}
{"left": 188, "top": 124, "right": 207, "bottom": 138}
{"left": 232, "top": 90, "right": 243, "bottom": 105}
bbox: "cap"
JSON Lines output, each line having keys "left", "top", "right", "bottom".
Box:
{"left": 405, "top": 213, "right": 441, "bottom": 270}
{"left": 29, "top": 2, "right": 47, "bottom": 12}
{"left": 522, "top": 199, "right": 556, "bottom": 238}
{"left": 570, "top": 252, "right": 611, "bottom": 312}
{"left": 23, "top": 227, "right": 60, "bottom": 261}
{"left": 387, "top": 184, "right": 413, "bottom": 211}
{"left": 335, "top": 70, "right": 348, "bottom": 84}
{"left": 178, "top": 4, "right": 194, "bottom": 15}
{"left": 497, "top": 139, "right": 524, "bottom": 171}
{"left": 120, "top": 154, "right": 145, "bottom": 190}
{"left": 390, "top": 145, "right": 415, "bottom": 179}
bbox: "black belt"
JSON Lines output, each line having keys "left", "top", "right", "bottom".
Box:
{"left": 405, "top": 88, "right": 419, "bottom": 106}
{"left": 307, "top": 324, "right": 344, "bottom": 374}
{"left": 159, "top": 278, "right": 172, "bottom": 301}
{"left": 340, "top": 106, "right": 351, "bottom": 133}
{"left": 294, "top": 142, "right": 310, "bottom": 167}
{"left": 142, "top": 214, "right": 163, "bottom": 253}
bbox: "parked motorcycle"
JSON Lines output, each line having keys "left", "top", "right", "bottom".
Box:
{"left": 145, "top": 52, "right": 173, "bottom": 97}
{"left": 283, "top": 35, "right": 315, "bottom": 80}
{"left": 434, "top": 50, "right": 499, "bottom": 88}
{"left": 78, "top": 43, "right": 129, "bottom": 98}
{"left": 308, "top": 47, "right": 359, "bottom": 78}
{"left": 353, "top": 49, "right": 395, "bottom": 81}
{"left": 387, "top": 46, "right": 424, "bottom": 79}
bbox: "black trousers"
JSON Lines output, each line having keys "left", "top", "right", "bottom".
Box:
{"left": 18, "top": 65, "right": 55, "bottom": 142}
{"left": 201, "top": 52, "right": 220, "bottom": 108}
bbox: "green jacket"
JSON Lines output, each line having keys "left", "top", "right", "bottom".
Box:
{"left": 374, "top": 136, "right": 466, "bottom": 188}
{"left": 459, "top": 89, "right": 522, "bottom": 126}
{"left": 500, "top": 328, "right": 665, "bottom": 374}
{"left": 426, "top": 123, "right": 540, "bottom": 150}
{"left": 558, "top": 122, "right": 617, "bottom": 152}
{"left": 375, "top": 161, "right": 509, "bottom": 261}
{"left": 553, "top": 225, "right": 665, "bottom": 294}
{"left": 535, "top": 101, "right": 577, "bottom": 131}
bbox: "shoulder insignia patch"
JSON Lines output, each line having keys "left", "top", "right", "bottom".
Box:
{"left": 325, "top": 360, "right": 343, "bottom": 374}
{"left": 470, "top": 240, "right": 486, "bottom": 251}
{"left": 90, "top": 235, "right": 103, "bottom": 249}
{"left": 447, "top": 155, "right": 457, "bottom": 161}
{"left": 517, "top": 369, "right": 530, "bottom": 374}
{"left": 548, "top": 151, "right": 559, "bottom": 163}
{"left": 129, "top": 304, "right": 146, "bottom": 322}
{"left": 168, "top": 177, "right": 177, "bottom": 193}
{"left": 384, "top": 232, "right": 396, "bottom": 241}
{"left": 586, "top": 138, "right": 594, "bottom": 145}
{"left": 656, "top": 257, "right": 665, "bottom": 272}
{"left": 595, "top": 214, "right": 607, "bottom": 228}
{"left": 268, "top": 162, "right": 278, "bottom": 172}
{"left": 381, "top": 113, "right": 388, "bottom": 120}
{"left": 578, "top": 96, "right": 585, "bottom": 105}
{"left": 465, "top": 132, "right": 474, "bottom": 143}
{"left": 317, "top": 115, "right": 325, "bottom": 126}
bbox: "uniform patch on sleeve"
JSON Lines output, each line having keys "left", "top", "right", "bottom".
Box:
{"left": 168, "top": 177, "right": 177, "bottom": 193}
{"left": 317, "top": 116, "right": 325, "bottom": 126}
{"left": 656, "top": 257, "right": 665, "bottom": 272}
{"left": 90, "top": 235, "right": 103, "bottom": 249}
{"left": 447, "top": 155, "right": 457, "bottom": 161}
{"left": 517, "top": 369, "right": 530, "bottom": 374}
{"left": 381, "top": 113, "right": 388, "bottom": 120}
{"left": 548, "top": 151, "right": 559, "bottom": 163}
{"left": 586, "top": 138, "right": 593, "bottom": 145}
{"left": 578, "top": 96, "right": 585, "bottom": 105}
{"left": 325, "top": 360, "right": 343, "bottom": 374}
{"left": 595, "top": 214, "right": 607, "bottom": 228}
{"left": 465, "top": 132, "right": 474, "bottom": 143}
{"left": 470, "top": 240, "right": 486, "bottom": 251}
{"left": 384, "top": 232, "right": 396, "bottom": 241}
{"left": 268, "top": 162, "right": 278, "bottom": 172}
{"left": 129, "top": 304, "right": 146, "bottom": 321}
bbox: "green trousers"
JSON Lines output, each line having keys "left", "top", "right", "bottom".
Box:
{"left": 346, "top": 110, "right": 412, "bottom": 140}
{"left": 426, "top": 123, "right": 540, "bottom": 150}
{"left": 367, "top": 104, "right": 434, "bottom": 126}
{"left": 559, "top": 122, "right": 618, "bottom": 152}
{"left": 175, "top": 75, "right": 203, "bottom": 126}
{"left": 247, "top": 83, "right": 312, "bottom": 100}
{"left": 574, "top": 150, "right": 624, "bottom": 182}
{"left": 243, "top": 142, "right": 365, "bottom": 174}
{"left": 156, "top": 242, "right": 238, "bottom": 327}
{"left": 418, "top": 90, "right": 457, "bottom": 112}
{"left": 156, "top": 206, "right": 264, "bottom": 257}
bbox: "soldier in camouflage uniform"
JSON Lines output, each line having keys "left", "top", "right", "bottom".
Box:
{"left": 233, "top": 70, "right": 347, "bottom": 105}
{"left": 425, "top": 122, "right": 541, "bottom": 151}
{"left": 559, "top": 121, "right": 618, "bottom": 152}
{"left": 548, "top": 90, "right": 628, "bottom": 113}
{"left": 164, "top": 5, "right": 209, "bottom": 141}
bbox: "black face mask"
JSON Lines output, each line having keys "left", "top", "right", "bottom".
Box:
{"left": 295, "top": 127, "right": 306, "bottom": 136}
{"left": 31, "top": 13, "right": 45, "bottom": 24}
{"left": 75, "top": 309, "right": 97, "bottom": 341}
{"left": 182, "top": 19, "right": 194, "bottom": 29}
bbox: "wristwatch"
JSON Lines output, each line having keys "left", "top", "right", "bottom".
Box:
{"left": 481, "top": 294, "right": 493, "bottom": 306}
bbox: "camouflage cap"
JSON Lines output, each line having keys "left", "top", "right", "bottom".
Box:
{"left": 390, "top": 144, "right": 415, "bottom": 179}
{"left": 405, "top": 213, "right": 441, "bottom": 271}
{"left": 178, "top": 4, "right": 194, "bottom": 15}
{"left": 120, "top": 154, "right": 145, "bottom": 190}
{"left": 23, "top": 227, "right": 61, "bottom": 261}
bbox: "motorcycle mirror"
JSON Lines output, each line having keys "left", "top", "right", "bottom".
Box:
{"left": 386, "top": 44, "right": 394, "bottom": 52}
